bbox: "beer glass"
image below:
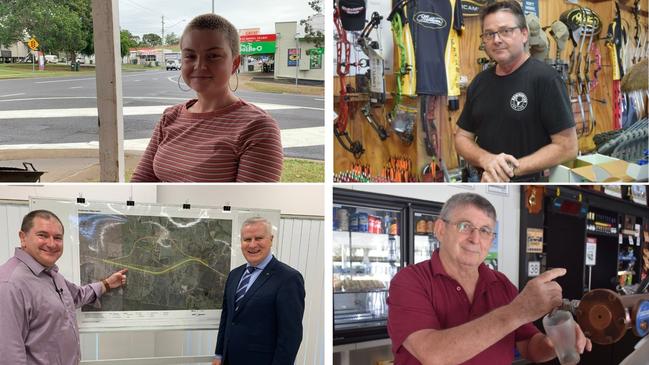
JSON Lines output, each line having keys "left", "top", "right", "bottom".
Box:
{"left": 542, "top": 310, "right": 580, "bottom": 365}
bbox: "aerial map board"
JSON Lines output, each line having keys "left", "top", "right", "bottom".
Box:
{"left": 78, "top": 212, "right": 231, "bottom": 312}
{"left": 30, "top": 198, "right": 280, "bottom": 332}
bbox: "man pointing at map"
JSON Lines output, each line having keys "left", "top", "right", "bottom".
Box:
{"left": 213, "top": 217, "right": 305, "bottom": 365}
{"left": 0, "top": 209, "right": 128, "bottom": 365}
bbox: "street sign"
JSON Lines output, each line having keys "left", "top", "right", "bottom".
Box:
{"left": 28, "top": 38, "right": 39, "bottom": 51}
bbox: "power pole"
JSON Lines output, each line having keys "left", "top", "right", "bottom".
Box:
{"left": 212, "top": 0, "right": 214, "bottom": 13}
{"left": 161, "top": 15, "right": 165, "bottom": 45}
{"left": 161, "top": 15, "right": 165, "bottom": 69}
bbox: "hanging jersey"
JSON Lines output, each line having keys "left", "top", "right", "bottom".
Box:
{"left": 407, "top": 0, "right": 463, "bottom": 95}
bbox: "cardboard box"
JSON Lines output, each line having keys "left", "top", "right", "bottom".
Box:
{"left": 549, "top": 154, "right": 648, "bottom": 182}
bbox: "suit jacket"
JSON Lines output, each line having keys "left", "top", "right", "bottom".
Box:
{"left": 215, "top": 256, "right": 305, "bottom": 365}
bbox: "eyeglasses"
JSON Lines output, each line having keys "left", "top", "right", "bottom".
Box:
{"left": 442, "top": 219, "right": 496, "bottom": 240}
{"left": 480, "top": 27, "right": 520, "bottom": 42}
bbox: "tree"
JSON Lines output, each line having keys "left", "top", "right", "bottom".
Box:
{"left": 120, "top": 29, "right": 136, "bottom": 58}
{"left": 129, "top": 34, "right": 141, "bottom": 48}
{"left": 299, "top": 0, "right": 324, "bottom": 48}
{"left": 0, "top": 0, "right": 92, "bottom": 62}
{"left": 0, "top": 1, "right": 26, "bottom": 47}
{"left": 67, "top": 0, "right": 94, "bottom": 57}
{"left": 165, "top": 32, "right": 179, "bottom": 46}
{"left": 141, "top": 33, "right": 162, "bottom": 47}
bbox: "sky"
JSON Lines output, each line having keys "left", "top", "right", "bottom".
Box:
{"left": 118, "top": 0, "right": 317, "bottom": 38}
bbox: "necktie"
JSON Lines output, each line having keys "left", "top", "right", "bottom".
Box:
{"left": 235, "top": 266, "right": 256, "bottom": 303}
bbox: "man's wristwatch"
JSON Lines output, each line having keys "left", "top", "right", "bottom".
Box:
{"left": 101, "top": 279, "right": 111, "bottom": 293}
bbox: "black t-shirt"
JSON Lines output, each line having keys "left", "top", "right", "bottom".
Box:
{"left": 457, "top": 58, "right": 574, "bottom": 159}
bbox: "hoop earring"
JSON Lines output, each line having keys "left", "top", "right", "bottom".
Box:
{"left": 177, "top": 76, "right": 191, "bottom": 92}
{"left": 229, "top": 72, "right": 238, "bottom": 92}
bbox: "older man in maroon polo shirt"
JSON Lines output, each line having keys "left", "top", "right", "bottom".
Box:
{"left": 387, "top": 192, "right": 591, "bottom": 365}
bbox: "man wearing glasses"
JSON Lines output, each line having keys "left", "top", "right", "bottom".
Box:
{"left": 0, "top": 210, "right": 128, "bottom": 365}
{"left": 387, "top": 192, "right": 590, "bottom": 364}
{"left": 455, "top": 0, "right": 577, "bottom": 182}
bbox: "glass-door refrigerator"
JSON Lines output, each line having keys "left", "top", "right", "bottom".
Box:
{"left": 411, "top": 205, "right": 442, "bottom": 265}
{"left": 332, "top": 189, "right": 448, "bottom": 345}
{"left": 332, "top": 188, "right": 406, "bottom": 345}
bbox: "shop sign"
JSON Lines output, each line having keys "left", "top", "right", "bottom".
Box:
{"left": 240, "top": 34, "right": 276, "bottom": 42}
{"left": 522, "top": 0, "right": 538, "bottom": 17}
{"left": 526, "top": 228, "right": 543, "bottom": 253}
{"left": 585, "top": 237, "right": 597, "bottom": 266}
{"left": 240, "top": 41, "right": 275, "bottom": 55}
{"left": 288, "top": 48, "right": 300, "bottom": 66}
{"left": 308, "top": 48, "right": 323, "bottom": 69}
{"left": 461, "top": 0, "right": 494, "bottom": 17}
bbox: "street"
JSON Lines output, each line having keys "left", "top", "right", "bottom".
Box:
{"left": 0, "top": 70, "right": 324, "bottom": 160}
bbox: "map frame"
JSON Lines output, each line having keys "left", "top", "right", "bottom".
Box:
{"left": 30, "top": 198, "right": 280, "bottom": 332}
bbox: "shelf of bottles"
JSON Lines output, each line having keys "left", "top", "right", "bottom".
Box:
{"left": 586, "top": 210, "right": 618, "bottom": 236}
{"left": 333, "top": 204, "right": 402, "bottom": 331}
{"left": 618, "top": 214, "right": 642, "bottom": 288}
{"left": 413, "top": 213, "right": 440, "bottom": 264}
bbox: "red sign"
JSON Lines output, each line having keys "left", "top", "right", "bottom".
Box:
{"left": 239, "top": 28, "right": 260, "bottom": 36}
{"left": 240, "top": 34, "right": 276, "bottom": 42}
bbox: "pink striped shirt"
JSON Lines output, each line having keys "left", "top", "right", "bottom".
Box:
{"left": 131, "top": 99, "right": 283, "bottom": 182}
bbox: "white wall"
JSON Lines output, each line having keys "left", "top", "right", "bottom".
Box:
{"left": 0, "top": 185, "right": 157, "bottom": 203}
{"left": 275, "top": 22, "right": 325, "bottom": 81}
{"left": 156, "top": 184, "right": 323, "bottom": 217}
{"left": 337, "top": 184, "right": 522, "bottom": 287}
{"left": 0, "top": 184, "right": 323, "bottom": 216}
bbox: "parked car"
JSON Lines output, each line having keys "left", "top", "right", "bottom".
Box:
{"left": 166, "top": 59, "right": 181, "bottom": 71}
{"left": 44, "top": 55, "right": 58, "bottom": 63}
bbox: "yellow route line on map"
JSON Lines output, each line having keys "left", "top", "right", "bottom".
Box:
{"left": 93, "top": 257, "right": 217, "bottom": 275}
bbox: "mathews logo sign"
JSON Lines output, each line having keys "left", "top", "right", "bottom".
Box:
{"left": 414, "top": 12, "right": 447, "bottom": 29}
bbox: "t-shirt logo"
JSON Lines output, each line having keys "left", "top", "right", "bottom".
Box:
{"left": 510, "top": 92, "right": 528, "bottom": 111}
{"left": 413, "top": 12, "right": 447, "bottom": 29}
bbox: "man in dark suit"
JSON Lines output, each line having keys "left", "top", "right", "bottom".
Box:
{"left": 213, "top": 217, "right": 305, "bottom": 365}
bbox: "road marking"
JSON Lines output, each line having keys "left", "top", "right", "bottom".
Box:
{"left": 314, "top": 98, "right": 324, "bottom": 101}
{"left": 0, "top": 97, "right": 324, "bottom": 110}
{"left": 281, "top": 126, "right": 324, "bottom": 148}
{"left": 0, "top": 126, "right": 324, "bottom": 150}
{"left": 32, "top": 71, "right": 170, "bottom": 84}
{"left": 0, "top": 96, "right": 187, "bottom": 103}
{"left": 35, "top": 77, "right": 95, "bottom": 84}
{"left": 0, "top": 93, "right": 25, "bottom": 98}
{"left": 168, "top": 75, "right": 183, "bottom": 86}
{"left": 69, "top": 86, "right": 82, "bottom": 89}
{"left": 0, "top": 102, "right": 323, "bottom": 119}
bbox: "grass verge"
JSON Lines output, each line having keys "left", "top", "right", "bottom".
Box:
{"left": 241, "top": 80, "right": 323, "bottom": 96}
{"left": 281, "top": 158, "right": 324, "bottom": 182}
{"left": 124, "top": 157, "right": 323, "bottom": 182}
{"left": 0, "top": 63, "right": 163, "bottom": 79}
